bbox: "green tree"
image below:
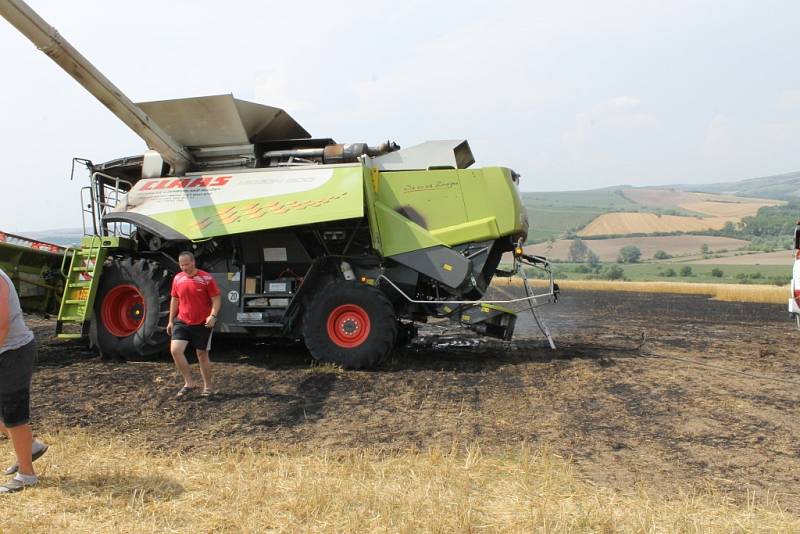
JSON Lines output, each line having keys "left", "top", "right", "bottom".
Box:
{"left": 653, "top": 250, "right": 670, "bottom": 260}
{"left": 679, "top": 265, "right": 693, "bottom": 277}
{"left": 617, "top": 245, "right": 641, "bottom": 263}
{"left": 602, "top": 265, "right": 625, "bottom": 280}
{"left": 586, "top": 250, "right": 600, "bottom": 268}
{"left": 722, "top": 221, "right": 736, "bottom": 235}
{"left": 662, "top": 268, "right": 676, "bottom": 277}
{"left": 700, "top": 243, "right": 710, "bottom": 255}
{"left": 568, "top": 238, "right": 589, "bottom": 262}
{"left": 711, "top": 268, "right": 724, "bottom": 277}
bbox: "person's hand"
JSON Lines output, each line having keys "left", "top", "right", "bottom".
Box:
{"left": 166, "top": 321, "right": 173, "bottom": 336}
{"left": 205, "top": 315, "right": 217, "bottom": 328}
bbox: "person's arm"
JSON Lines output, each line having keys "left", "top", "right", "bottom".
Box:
{"left": 166, "top": 296, "right": 179, "bottom": 336}
{"left": 0, "top": 277, "right": 10, "bottom": 347}
{"left": 205, "top": 295, "right": 221, "bottom": 328}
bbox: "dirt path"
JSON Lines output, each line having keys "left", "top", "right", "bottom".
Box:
{"left": 26, "top": 290, "right": 800, "bottom": 510}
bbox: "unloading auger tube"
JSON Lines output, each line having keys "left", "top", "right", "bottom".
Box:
{"left": 377, "top": 253, "right": 559, "bottom": 349}
{"left": 0, "top": 0, "right": 194, "bottom": 174}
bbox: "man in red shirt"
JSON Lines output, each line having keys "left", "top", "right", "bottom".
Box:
{"left": 167, "top": 251, "right": 221, "bottom": 399}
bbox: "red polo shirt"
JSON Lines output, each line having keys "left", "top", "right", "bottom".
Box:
{"left": 171, "top": 269, "right": 220, "bottom": 325}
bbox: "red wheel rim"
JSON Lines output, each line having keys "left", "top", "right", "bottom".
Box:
{"left": 326, "top": 304, "right": 371, "bottom": 348}
{"left": 100, "top": 285, "right": 145, "bottom": 337}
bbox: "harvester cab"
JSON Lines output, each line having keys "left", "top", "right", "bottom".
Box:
{"left": 1, "top": 0, "right": 559, "bottom": 368}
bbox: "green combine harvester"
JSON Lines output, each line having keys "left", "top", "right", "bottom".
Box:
{"left": 1, "top": 0, "right": 557, "bottom": 368}
{"left": 0, "top": 231, "right": 69, "bottom": 316}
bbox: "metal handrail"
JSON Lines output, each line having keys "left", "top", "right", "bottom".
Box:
{"left": 84, "top": 172, "right": 134, "bottom": 237}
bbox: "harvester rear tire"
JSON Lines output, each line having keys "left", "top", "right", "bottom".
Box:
{"left": 303, "top": 282, "right": 397, "bottom": 369}
{"left": 91, "top": 258, "right": 172, "bottom": 359}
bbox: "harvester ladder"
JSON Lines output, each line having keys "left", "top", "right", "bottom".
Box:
{"left": 56, "top": 236, "right": 107, "bottom": 339}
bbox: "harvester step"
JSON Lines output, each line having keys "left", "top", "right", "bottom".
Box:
{"left": 67, "top": 281, "right": 92, "bottom": 288}
{"left": 64, "top": 300, "right": 88, "bottom": 305}
{"left": 59, "top": 316, "right": 84, "bottom": 322}
{"left": 57, "top": 334, "right": 85, "bottom": 339}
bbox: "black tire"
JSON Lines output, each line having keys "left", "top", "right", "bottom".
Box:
{"left": 91, "top": 257, "right": 172, "bottom": 359}
{"left": 303, "top": 282, "right": 397, "bottom": 369}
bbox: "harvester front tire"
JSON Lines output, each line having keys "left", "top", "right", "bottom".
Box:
{"left": 303, "top": 282, "right": 397, "bottom": 369}
{"left": 91, "top": 258, "right": 171, "bottom": 359}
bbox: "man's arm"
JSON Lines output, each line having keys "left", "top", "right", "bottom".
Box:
{"left": 0, "top": 277, "right": 10, "bottom": 347}
{"left": 205, "top": 295, "right": 221, "bottom": 328}
{"left": 166, "top": 296, "right": 179, "bottom": 336}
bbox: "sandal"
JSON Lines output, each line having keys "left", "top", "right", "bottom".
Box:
{"left": 4, "top": 441, "right": 48, "bottom": 476}
{"left": 200, "top": 389, "right": 214, "bottom": 398}
{"left": 0, "top": 476, "right": 35, "bottom": 494}
{"left": 175, "top": 386, "right": 195, "bottom": 399}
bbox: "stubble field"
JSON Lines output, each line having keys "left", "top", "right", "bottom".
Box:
{"left": 2, "top": 289, "right": 799, "bottom": 531}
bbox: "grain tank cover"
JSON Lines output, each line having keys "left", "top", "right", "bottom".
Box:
{"left": 370, "top": 140, "right": 475, "bottom": 171}
{"left": 136, "top": 94, "right": 310, "bottom": 147}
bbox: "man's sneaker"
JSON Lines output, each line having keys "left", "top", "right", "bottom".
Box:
{"left": 4, "top": 441, "right": 48, "bottom": 476}
{"left": 0, "top": 474, "right": 37, "bottom": 494}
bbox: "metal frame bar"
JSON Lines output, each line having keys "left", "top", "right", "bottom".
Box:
{"left": 375, "top": 261, "right": 557, "bottom": 307}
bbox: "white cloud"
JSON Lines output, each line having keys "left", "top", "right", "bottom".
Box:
{"left": 778, "top": 90, "right": 800, "bottom": 112}
{"left": 609, "top": 96, "right": 641, "bottom": 110}
{"left": 702, "top": 114, "right": 734, "bottom": 161}
{"left": 562, "top": 96, "right": 655, "bottom": 148}
{"left": 252, "top": 66, "right": 312, "bottom": 115}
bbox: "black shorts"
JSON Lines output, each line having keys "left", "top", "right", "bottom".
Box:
{"left": 172, "top": 320, "right": 214, "bottom": 351}
{"left": 0, "top": 339, "right": 37, "bottom": 427}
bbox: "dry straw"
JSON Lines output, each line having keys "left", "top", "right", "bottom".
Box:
{"left": 518, "top": 279, "right": 788, "bottom": 305}
{"left": 0, "top": 430, "right": 795, "bottom": 533}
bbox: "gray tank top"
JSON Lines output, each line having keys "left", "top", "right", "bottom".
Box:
{"left": 0, "top": 269, "right": 34, "bottom": 354}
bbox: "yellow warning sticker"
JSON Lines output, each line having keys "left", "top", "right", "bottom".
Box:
{"left": 443, "top": 263, "right": 453, "bottom": 272}
{"left": 461, "top": 314, "right": 470, "bottom": 321}
{"left": 72, "top": 288, "right": 89, "bottom": 301}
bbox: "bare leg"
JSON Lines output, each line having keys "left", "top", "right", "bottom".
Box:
{"left": 1, "top": 422, "right": 33, "bottom": 476}
{"left": 169, "top": 340, "right": 195, "bottom": 387}
{"left": 196, "top": 349, "right": 212, "bottom": 391}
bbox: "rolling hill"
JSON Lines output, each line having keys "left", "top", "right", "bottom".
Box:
{"left": 667, "top": 170, "right": 800, "bottom": 200}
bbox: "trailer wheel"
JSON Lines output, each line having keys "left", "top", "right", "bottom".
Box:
{"left": 91, "top": 258, "right": 172, "bottom": 359}
{"left": 303, "top": 282, "right": 397, "bottom": 369}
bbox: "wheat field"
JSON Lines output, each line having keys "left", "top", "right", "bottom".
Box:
{"left": 577, "top": 213, "right": 731, "bottom": 236}
{"left": 520, "top": 279, "right": 788, "bottom": 304}
{"left": 0, "top": 430, "right": 796, "bottom": 533}
{"left": 621, "top": 188, "right": 783, "bottom": 218}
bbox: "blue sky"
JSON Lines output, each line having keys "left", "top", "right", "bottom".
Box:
{"left": 1, "top": 0, "right": 799, "bottom": 231}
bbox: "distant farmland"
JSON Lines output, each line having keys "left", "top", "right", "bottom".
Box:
{"left": 577, "top": 212, "right": 731, "bottom": 236}
{"left": 522, "top": 186, "right": 786, "bottom": 243}
{"left": 525, "top": 207, "right": 604, "bottom": 242}
{"left": 521, "top": 189, "right": 634, "bottom": 242}
{"left": 622, "top": 188, "right": 781, "bottom": 217}
{"left": 525, "top": 235, "right": 749, "bottom": 262}
{"left": 692, "top": 250, "right": 797, "bottom": 265}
